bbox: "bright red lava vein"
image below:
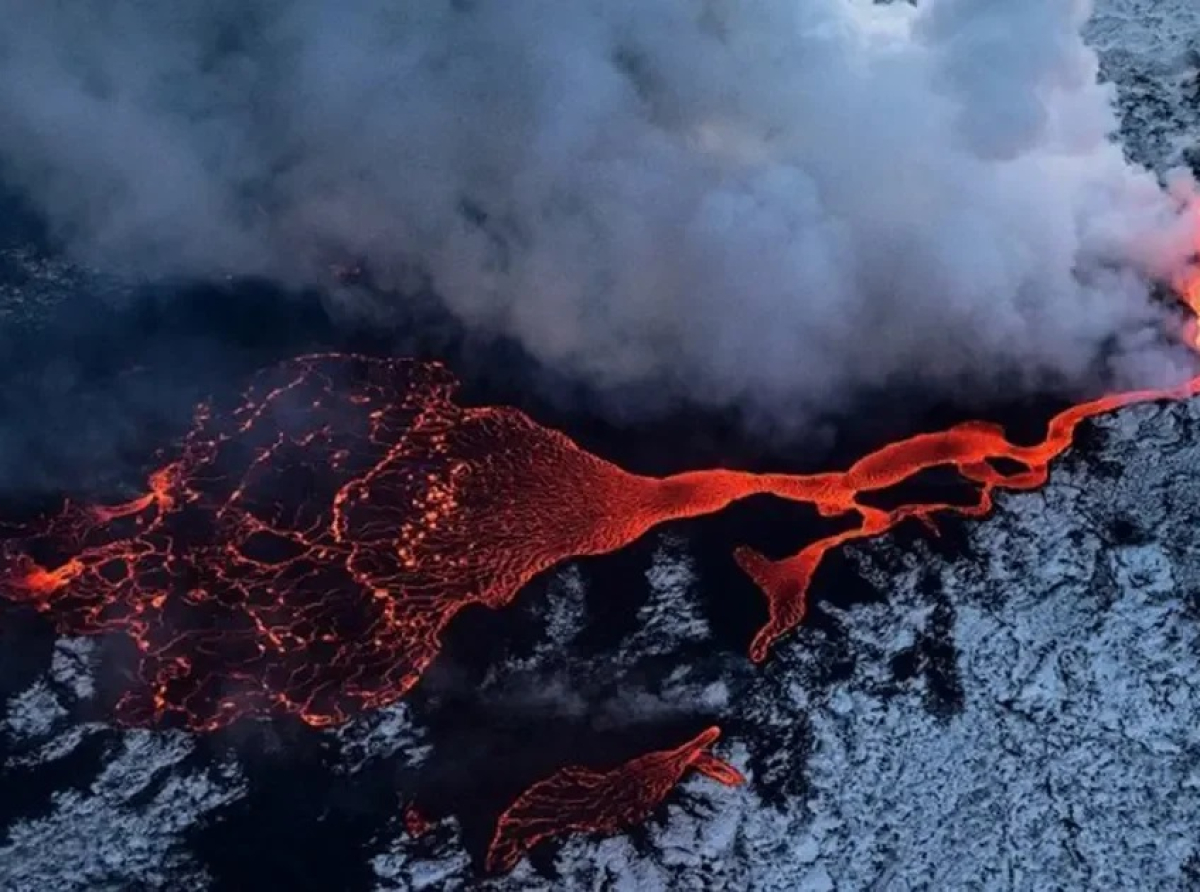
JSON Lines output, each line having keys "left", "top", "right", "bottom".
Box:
{"left": 485, "top": 726, "right": 743, "bottom": 874}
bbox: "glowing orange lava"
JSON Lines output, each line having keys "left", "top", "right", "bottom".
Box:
{"left": 1177, "top": 223, "right": 1200, "bottom": 348}
{"left": 0, "top": 354, "right": 831, "bottom": 728}
{"left": 485, "top": 726, "right": 743, "bottom": 874}
{"left": 4, "top": 277, "right": 1200, "bottom": 729}
{"left": 736, "top": 370, "right": 1200, "bottom": 661}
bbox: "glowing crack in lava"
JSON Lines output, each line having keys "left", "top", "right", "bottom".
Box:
{"left": 485, "top": 726, "right": 743, "bottom": 874}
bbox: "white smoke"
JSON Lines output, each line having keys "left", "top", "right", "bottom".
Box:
{"left": 1, "top": 0, "right": 1197, "bottom": 427}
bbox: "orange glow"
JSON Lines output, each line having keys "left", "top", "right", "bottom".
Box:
{"left": 1176, "top": 268, "right": 1200, "bottom": 349}
{"left": 1173, "top": 206, "right": 1200, "bottom": 348}
{"left": 0, "top": 355, "right": 842, "bottom": 729}
{"left": 485, "top": 726, "right": 743, "bottom": 874}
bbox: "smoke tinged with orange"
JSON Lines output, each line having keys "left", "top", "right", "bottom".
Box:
{"left": 1175, "top": 211, "right": 1200, "bottom": 349}
{"left": 485, "top": 726, "right": 743, "bottom": 874}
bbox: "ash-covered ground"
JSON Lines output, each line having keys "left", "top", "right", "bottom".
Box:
{"left": 3, "top": 1, "right": 1200, "bottom": 889}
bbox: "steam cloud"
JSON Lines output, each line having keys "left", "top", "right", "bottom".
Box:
{"left": 2, "top": 0, "right": 1198, "bottom": 428}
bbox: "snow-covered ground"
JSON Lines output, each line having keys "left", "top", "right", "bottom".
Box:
{"left": 1, "top": 640, "right": 246, "bottom": 892}
{"left": 1086, "top": 0, "right": 1200, "bottom": 173}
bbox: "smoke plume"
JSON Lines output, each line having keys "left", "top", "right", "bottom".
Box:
{"left": 2, "top": 0, "right": 1197, "bottom": 428}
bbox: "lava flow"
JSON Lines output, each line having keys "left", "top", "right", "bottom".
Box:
{"left": 734, "top": 367, "right": 1200, "bottom": 661}
{"left": 5, "top": 311, "right": 1200, "bottom": 727}
{"left": 4, "top": 244, "right": 1200, "bottom": 728}
{"left": 485, "top": 726, "right": 743, "bottom": 874}
{"left": 0, "top": 353, "right": 810, "bottom": 729}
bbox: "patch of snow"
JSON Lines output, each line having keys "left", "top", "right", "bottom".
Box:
{"left": 48, "top": 638, "right": 96, "bottom": 702}
{"left": 627, "top": 535, "right": 712, "bottom": 656}
{"left": 0, "top": 731, "right": 245, "bottom": 892}
{"left": 331, "top": 701, "right": 430, "bottom": 775}
{"left": 1085, "top": 0, "right": 1200, "bottom": 172}
{"left": 3, "top": 682, "right": 67, "bottom": 743}
{"left": 540, "top": 565, "right": 589, "bottom": 650}
{"left": 371, "top": 814, "right": 474, "bottom": 892}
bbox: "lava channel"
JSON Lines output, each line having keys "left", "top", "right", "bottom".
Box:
{"left": 734, "top": 370, "right": 1200, "bottom": 662}
{"left": 485, "top": 726, "right": 743, "bottom": 874}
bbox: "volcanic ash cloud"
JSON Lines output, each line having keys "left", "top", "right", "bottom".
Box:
{"left": 0, "top": 0, "right": 1197, "bottom": 426}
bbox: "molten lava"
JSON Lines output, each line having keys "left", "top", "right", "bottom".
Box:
{"left": 485, "top": 726, "right": 743, "bottom": 874}
{"left": 735, "top": 371, "right": 1200, "bottom": 661}
{"left": 1178, "top": 228, "right": 1200, "bottom": 349}
{"left": 5, "top": 291, "right": 1200, "bottom": 728}
{"left": 0, "top": 353, "right": 831, "bottom": 728}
